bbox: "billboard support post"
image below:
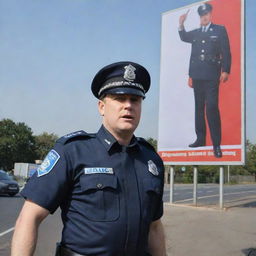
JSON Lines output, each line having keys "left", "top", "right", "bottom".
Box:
{"left": 219, "top": 166, "right": 224, "bottom": 209}
{"left": 193, "top": 166, "right": 198, "bottom": 206}
{"left": 170, "top": 166, "right": 174, "bottom": 203}
{"left": 227, "top": 165, "right": 230, "bottom": 183}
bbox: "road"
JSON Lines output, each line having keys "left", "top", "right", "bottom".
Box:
{"left": 0, "top": 195, "right": 23, "bottom": 256}
{"left": 0, "top": 194, "right": 62, "bottom": 256}
{"left": 163, "top": 183, "right": 256, "bottom": 207}
{"left": 0, "top": 184, "right": 255, "bottom": 255}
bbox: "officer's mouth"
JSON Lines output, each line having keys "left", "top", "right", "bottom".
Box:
{"left": 121, "top": 115, "right": 134, "bottom": 121}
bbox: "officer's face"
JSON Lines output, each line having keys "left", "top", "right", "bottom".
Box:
{"left": 200, "top": 12, "right": 212, "bottom": 26}
{"left": 98, "top": 94, "right": 142, "bottom": 138}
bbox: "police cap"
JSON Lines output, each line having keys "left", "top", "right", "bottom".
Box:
{"left": 91, "top": 61, "right": 150, "bottom": 99}
{"left": 197, "top": 3, "right": 212, "bottom": 16}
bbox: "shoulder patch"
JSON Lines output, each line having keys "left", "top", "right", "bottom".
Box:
{"left": 137, "top": 137, "right": 157, "bottom": 152}
{"left": 37, "top": 149, "right": 60, "bottom": 177}
{"left": 56, "top": 130, "right": 95, "bottom": 145}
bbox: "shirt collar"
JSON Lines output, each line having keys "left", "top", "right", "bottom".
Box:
{"left": 96, "top": 125, "right": 139, "bottom": 152}
{"left": 202, "top": 22, "right": 211, "bottom": 32}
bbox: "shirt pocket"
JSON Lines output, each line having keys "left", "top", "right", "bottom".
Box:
{"left": 209, "top": 36, "right": 220, "bottom": 47}
{"left": 79, "top": 174, "right": 120, "bottom": 222}
{"left": 142, "top": 177, "right": 162, "bottom": 222}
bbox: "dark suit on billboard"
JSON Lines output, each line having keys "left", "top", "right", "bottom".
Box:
{"left": 179, "top": 23, "right": 231, "bottom": 149}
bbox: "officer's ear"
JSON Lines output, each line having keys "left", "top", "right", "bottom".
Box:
{"left": 98, "top": 99, "right": 105, "bottom": 116}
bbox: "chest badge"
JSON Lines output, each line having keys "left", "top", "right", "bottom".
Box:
{"left": 148, "top": 160, "right": 159, "bottom": 176}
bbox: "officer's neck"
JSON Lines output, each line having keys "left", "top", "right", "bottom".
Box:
{"left": 103, "top": 124, "right": 134, "bottom": 146}
{"left": 113, "top": 132, "right": 133, "bottom": 146}
{"left": 201, "top": 21, "right": 211, "bottom": 27}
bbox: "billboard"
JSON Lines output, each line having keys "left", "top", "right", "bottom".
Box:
{"left": 158, "top": 0, "right": 245, "bottom": 165}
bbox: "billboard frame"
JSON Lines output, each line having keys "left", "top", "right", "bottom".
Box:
{"left": 158, "top": 0, "right": 245, "bottom": 165}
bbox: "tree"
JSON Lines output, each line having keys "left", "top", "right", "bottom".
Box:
{"left": 242, "top": 140, "right": 256, "bottom": 178}
{"left": 198, "top": 165, "right": 220, "bottom": 183}
{"left": 35, "top": 132, "right": 58, "bottom": 159}
{"left": 146, "top": 137, "right": 157, "bottom": 151}
{"left": 0, "top": 119, "right": 37, "bottom": 171}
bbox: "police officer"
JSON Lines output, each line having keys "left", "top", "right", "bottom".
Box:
{"left": 11, "top": 61, "right": 167, "bottom": 256}
{"left": 178, "top": 3, "right": 231, "bottom": 158}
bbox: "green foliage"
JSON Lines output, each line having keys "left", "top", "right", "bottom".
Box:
{"left": 146, "top": 137, "right": 157, "bottom": 151}
{"left": 183, "top": 170, "right": 193, "bottom": 183}
{"left": 0, "top": 119, "right": 59, "bottom": 171}
{"left": 198, "top": 166, "right": 220, "bottom": 183}
{"left": 35, "top": 132, "right": 58, "bottom": 159}
{"left": 0, "top": 119, "right": 37, "bottom": 171}
{"left": 244, "top": 140, "right": 256, "bottom": 176}
{"left": 227, "top": 141, "right": 256, "bottom": 178}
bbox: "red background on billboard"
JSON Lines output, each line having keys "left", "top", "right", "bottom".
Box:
{"left": 205, "top": 0, "right": 242, "bottom": 146}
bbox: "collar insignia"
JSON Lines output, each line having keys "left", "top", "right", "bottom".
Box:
{"left": 124, "top": 64, "right": 136, "bottom": 82}
{"left": 104, "top": 139, "right": 111, "bottom": 145}
{"left": 148, "top": 160, "right": 159, "bottom": 176}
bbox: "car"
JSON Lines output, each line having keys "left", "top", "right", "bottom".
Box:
{"left": 0, "top": 170, "right": 20, "bottom": 196}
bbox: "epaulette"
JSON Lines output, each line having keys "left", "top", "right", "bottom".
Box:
{"left": 137, "top": 137, "right": 157, "bottom": 152}
{"left": 56, "top": 130, "right": 95, "bottom": 145}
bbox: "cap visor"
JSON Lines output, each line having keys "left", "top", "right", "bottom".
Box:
{"left": 199, "top": 10, "right": 210, "bottom": 16}
{"left": 103, "top": 87, "right": 145, "bottom": 98}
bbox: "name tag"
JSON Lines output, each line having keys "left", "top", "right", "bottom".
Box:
{"left": 84, "top": 167, "right": 114, "bottom": 175}
{"left": 210, "top": 35, "right": 218, "bottom": 38}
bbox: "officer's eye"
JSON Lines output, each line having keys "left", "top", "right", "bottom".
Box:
{"left": 130, "top": 96, "right": 142, "bottom": 103}
{"left": 112, "top": 95, "right": 141, "bottom": 103}
{"left": 114, "top": 95, "right": 126, "bottom": 102}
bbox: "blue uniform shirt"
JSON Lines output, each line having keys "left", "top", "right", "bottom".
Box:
{"left": 21, "top": 125, "right": 164, "bottom": 256}
{"left": 179, "top": 23, "right": 231, "bottom": 80}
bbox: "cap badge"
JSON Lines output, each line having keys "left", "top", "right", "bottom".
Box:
{"left": 148, "top": 160, "right": 159, "bottom": 176}
{"left": 124, "top": 64, "right": 136, "bottom": 82}
{"left": 201, "top": 4, "right": 206, "bottom": 10}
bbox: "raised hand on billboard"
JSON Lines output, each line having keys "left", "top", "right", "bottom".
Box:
{"left": 220, "top": 72, "right": 229, "bottom": 83}
{"left": 188, "top": 77, "right": 193, "bottom": 88}
{"left": 179, "top": 9, "right": 189, "bottom": 26}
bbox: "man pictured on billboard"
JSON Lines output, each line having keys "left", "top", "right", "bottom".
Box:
{"left": 178, "top": 2, "right": 231, "bottom": 158}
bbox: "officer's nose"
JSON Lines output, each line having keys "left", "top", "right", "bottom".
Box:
{"left": 124, "top": 99, "right": 133, "bottom": 109}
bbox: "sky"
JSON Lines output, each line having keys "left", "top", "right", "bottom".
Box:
{"left": 0, "top": 0, "right": 255, "bottom": 143}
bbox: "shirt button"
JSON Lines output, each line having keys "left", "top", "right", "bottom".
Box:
{"left": 97, "top": 183, "right": 103, "bottom": 189}
{"left": 155, "top": 188, "right": 160, "bottom": 193}
{"left": 202, "top": 40, "right": 205, "bottom": 43}
{"left": 201, "top": 49, "right": 205, "bottom": 53}
{"left": 200, "top": 54, "right": 205, "bottom": 61}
